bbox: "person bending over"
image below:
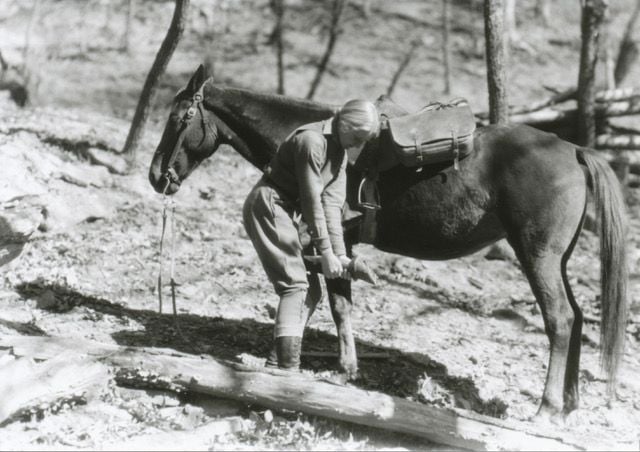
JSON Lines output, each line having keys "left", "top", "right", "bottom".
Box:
{"left": 242, "top": 99, "right": 380, "bottom": 370}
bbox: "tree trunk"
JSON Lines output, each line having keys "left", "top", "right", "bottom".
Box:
{"left": 484, "top": 0, "right": 509, "bottom": 124}
{"left": 534, "top": 0, "right": 550, "bottom": 25}
{"left": 306, "top": 0, "right": 348, "bottom": 100}
{"left": 504, "top": 0, "right": 518, "bottom": 45}
{"left": 23, "top": 0, "right": 41, "bottom": 64}
{"left": 577, "top": 0, "right": 608, "bottom": 147}
{"left": 270, "top": 0, "right": 286, "bottom": 94}
{"left": 122, "top": 0, "right": 136, "bottom": 53}
{"left": 386, "top": 38, "right": 421, "bottom": 97}
{"left": 0, "top": 355, "right": 107, "bottom": 425}
{"left": 442, "top": 0, "right": 452, "bottom": 95}
{"left": 602, "top": 12, "right": 615, "bottom": 89}
{"left": 362, "top": 0, "right": 372, "bottom": 18}
{"left": 122, "top": 0, "right": 190, "bottom": 162}
{"left": 614, "top": 0, "right": 640, "bottom": 86}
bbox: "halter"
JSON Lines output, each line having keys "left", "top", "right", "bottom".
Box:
{"left": 161, "top": 79, "right": 211, "bottom": 193}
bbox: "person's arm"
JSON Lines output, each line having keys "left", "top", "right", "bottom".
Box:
{"left": 293, "top": 132, "right": 343, "bottom": 278}
{"left": 321, "top": 154, "right": 347, "bottom": 258}
{"left": 293, "top": 131, "right": 330, "bottom": 252}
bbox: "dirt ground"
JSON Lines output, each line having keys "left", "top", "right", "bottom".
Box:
{"left": 1, "top": 97, "right": 640, "bottom": 450}
{"left": 1, "top": 0, "right": 640, "bottom": 450}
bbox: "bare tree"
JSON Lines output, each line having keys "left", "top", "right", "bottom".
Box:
{"left": 614, "top": 0, "right": 640, "bottom": 86}
{"left": 306, "top": 0, "right": 349, "bottom": 100}
{"left": 534, "top": 0, "right": 550, "bottom": 25}
{"left": 269, "top": 0, "right": 286, "bottom": 94}
{"left": 602, "top": 11, "right": 615, "bottom": 89}
{"left": 484, "top": 0, "right": 509, "bottom": 124}
{"left": 387, "top": 38, "right": 421, "bottom": 97}
{"left": 442, "top": 0, "right": 452, "bottom": 94}
{"left": 362, "top": 0, "right": 372, "bottom": 18}
{"left": 23, "top": 0, "right": 41, "bottom": 66}
{"left": 122, "top": 0, "right": 136, "bottom": 53}
{"left": 122, "top": 0, "right": 191, "bottom": 161}
{"left": 577, "top": 0, "right": 608, "bottom": 147}
{"left": 504, "top": 0, "right": 518, "bottom": 45}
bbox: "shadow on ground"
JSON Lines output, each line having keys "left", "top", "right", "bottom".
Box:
{"left": 13, "top": 280, "right": 507, "bottom": 418}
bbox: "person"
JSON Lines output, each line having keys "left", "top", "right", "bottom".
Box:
{"left": 242, "top": 99, "right": 380, "bottom": 370}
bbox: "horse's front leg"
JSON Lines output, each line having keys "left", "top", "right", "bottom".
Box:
{"left": 325, "top": 276, "right": 358, "bottom": 379}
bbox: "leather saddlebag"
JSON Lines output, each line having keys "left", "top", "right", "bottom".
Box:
{"left": 387, "top": 100, "right": 476, "bottom": 168}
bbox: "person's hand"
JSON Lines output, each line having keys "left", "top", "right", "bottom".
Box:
{"left": 338, "top": 255, "right": 352, "bottom": 279}
{"left": 321, "top": 251, "right": 343, "bottom": 279}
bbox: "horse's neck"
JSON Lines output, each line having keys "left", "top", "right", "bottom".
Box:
{"left": 205, "top": 85, "right": 336, "bottom": 169}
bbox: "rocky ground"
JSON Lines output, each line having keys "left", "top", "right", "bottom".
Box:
{"left": 2, "top": 0, "right": 640, "bottom": 449}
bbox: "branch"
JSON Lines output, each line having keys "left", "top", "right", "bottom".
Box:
{"left": 306, "top": 0, "right": 348, "bottom": 99}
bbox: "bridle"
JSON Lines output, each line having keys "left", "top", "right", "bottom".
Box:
{"left": 160, "top": 78, "right": 212, "bottom": 194}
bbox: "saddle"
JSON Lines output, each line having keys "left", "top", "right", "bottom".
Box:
{"left": 387, "top": 98, "right": 476, "bottom": 169}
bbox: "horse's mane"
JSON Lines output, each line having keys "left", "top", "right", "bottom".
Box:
{"left": 211, "top": 85, "right": 338, "bottom": 114}
{"left": 199, "top": 84, "right": 337, "bottom": 167}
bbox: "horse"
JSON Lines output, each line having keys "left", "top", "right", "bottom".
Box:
{"left": 148, "top": 65, "right": 628, "bottom": 420}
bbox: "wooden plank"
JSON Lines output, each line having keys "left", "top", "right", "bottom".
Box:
{"left": 1, "top": 335, "right": 595, "bottom": 451}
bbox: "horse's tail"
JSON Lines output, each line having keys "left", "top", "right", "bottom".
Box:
{"left": 577, "top": 147, "right": 629, "bottom": 394}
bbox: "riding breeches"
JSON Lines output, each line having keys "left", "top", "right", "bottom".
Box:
{"left": 242, "top": 178, "right": 310, "bottom": 337}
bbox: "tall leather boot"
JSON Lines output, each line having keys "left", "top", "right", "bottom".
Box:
{"left": 275, "top": 336, "right": 301, "bottom": 371}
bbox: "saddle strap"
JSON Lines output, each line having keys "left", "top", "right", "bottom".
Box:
{"left": 357, "top": 176, "right": 380, "bottom": 244}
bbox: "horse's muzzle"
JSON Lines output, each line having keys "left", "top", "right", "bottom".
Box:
{"left": 161, "top": 168, "right": 181, "bottom": 195}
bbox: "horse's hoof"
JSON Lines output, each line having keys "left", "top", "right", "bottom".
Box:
{"left": 531, "top": 407, "right": 565, "bottom": 426}
{"left": 339, "top": 361, "right": 359, "bottom": 381}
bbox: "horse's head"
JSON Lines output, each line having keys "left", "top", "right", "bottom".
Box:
{"left": 149, "top": 64, "right": 228, "bottom": 195}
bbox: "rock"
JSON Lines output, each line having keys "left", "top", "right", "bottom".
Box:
{"left": 484, "top": 240, "right": 516, "bottom": 262}
{"left": 40, "top": 190, "right": 114, "bottom": 232}
{"left": 85, "top": 147, "right": 128, "bottom": 175}
{"left": 0, "top": 198, "right": 44, "bottom": 267}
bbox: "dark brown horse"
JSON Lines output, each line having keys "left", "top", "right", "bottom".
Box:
{"left": 149, "top": 65, "right": 628, "bottom": 420}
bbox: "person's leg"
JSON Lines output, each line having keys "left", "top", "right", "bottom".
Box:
{"left": 243, "top": 182, "right": 308, "bottom": 370}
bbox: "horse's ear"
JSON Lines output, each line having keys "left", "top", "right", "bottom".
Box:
{"left": 186, "top": 64, "right": 207, "bottom": 94}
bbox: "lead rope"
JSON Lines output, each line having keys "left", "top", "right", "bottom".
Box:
{"left": 158, "top": 194, "right": 201, "bottom": 353}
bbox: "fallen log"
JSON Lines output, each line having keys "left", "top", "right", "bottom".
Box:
{"left": 0, "top": 353, "right": 108, "bottom": 425}
{"left": 478, "top": 86, "right": 640, "bottom": 121}
{"left": 596, "top": 134, "right": 640, "bottom": 150}
{"left": 600, "top": 96, "right": 640, "bottom": 116}
{"left": 509, "top": 107, "right": 575, "bottom": 125}
{"left": 596, "top": 87, "right": 640, "bottom": 102}
{"left": 508, "top": 97, "right": 640, "bottom": 126}
{"left": 1, "top": 335, "right": 599, "bottom": 451}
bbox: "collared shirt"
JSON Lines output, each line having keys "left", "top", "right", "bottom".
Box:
{"left": 264, "top": 121, "right": 347, "bottom": 257}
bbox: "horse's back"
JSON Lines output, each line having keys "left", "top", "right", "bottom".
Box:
{"left": 374, "top": 123, "right": 585, "bottom": 260}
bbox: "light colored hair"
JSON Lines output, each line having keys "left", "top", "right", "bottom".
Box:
{"left": 337, "top": 99, "right": 379, "bottom": 143}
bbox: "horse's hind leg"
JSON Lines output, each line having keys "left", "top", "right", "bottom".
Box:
{"left": 516, "top": 253, "right": 574, "bottom": 418}
{"left": 561, "top": 205, "right": 586, "bottom": 413}
{"left": 507, "top": 187, "right": 585, "bottom": 419}
{"left": 563, "top": 257, "right": 583, "bottom": 413}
